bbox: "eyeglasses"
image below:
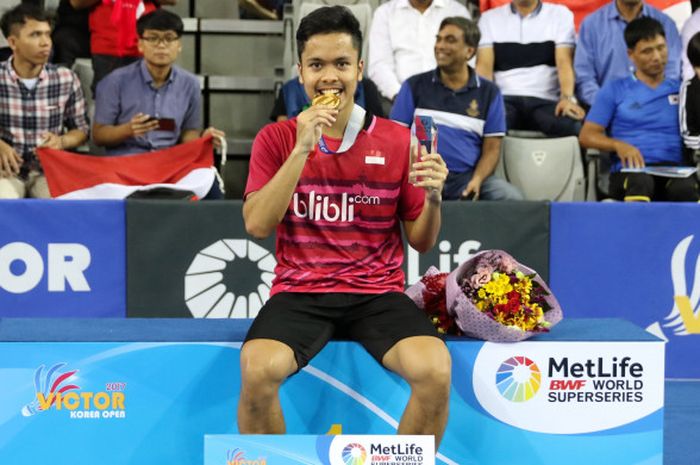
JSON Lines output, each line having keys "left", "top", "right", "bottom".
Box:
{"left": 140, "top": 35, "right": 180, "bottom": 45}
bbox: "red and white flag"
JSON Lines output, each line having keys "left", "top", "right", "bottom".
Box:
{"left": 37, "top": 136, "right": 216, "bottom": 199}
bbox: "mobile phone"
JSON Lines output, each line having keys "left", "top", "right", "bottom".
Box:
{"left": 146, "top": 117, "right": 176, "bottom": 132}
{"left": 156, "top": 118, "right": 176, "bottom": 131}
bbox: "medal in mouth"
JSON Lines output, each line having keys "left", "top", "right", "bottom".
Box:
{"left": 312, "top": 90, "right": 341, "bottom": 108}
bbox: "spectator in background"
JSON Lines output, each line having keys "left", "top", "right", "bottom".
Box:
{"left": 0, "top": 3, "right": 89, "bottom": 198}
{"left": 70, "top": 0, "right": 177, "bottom": 92}
{"left": 575, "top": 0, "right": 681, "bottom": 107}
{"left": 368, "top": 0, "right": 470, "bottom": 110}
{"left": 239, "top": 0, "right": 288, "bottom": 20}
{"left": 680, "top": 8, "right": 700, "bottom": 81}
{"left": 92, "top": 9, "right": 224, "bottom": 157}
{"left": 680, "top": 31, "right": 700, "bottom": 150}
{"left": 270, "top": 76, "right": 384, "bottom": 121}
{"left": 0, "top": 0, "right": 42, "bottom": 61}
{"left": 392, "top": 17, "right": 523, "bottom": 201}
{"left": 476, "top": 0, "right": 584, "bottom": 136}
{"left": 52, "top": 0, "right": 90, "bottom": 67}
{"left": 579, "top": 17, "right": 697, "bottom": 202}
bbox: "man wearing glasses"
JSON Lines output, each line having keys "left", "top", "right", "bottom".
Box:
{"left": 92, "top": 9, "right": 224, "bottom": 174}
{"left": 70, "top": 0, "right": 177, "bottom": 92}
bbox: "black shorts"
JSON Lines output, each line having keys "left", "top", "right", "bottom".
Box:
{"left": 244, "top": 292, "right": 440, "bottom": 371}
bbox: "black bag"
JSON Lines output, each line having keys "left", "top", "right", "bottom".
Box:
{"left": 126, "top": 187, "right": 198, "bottom": 200}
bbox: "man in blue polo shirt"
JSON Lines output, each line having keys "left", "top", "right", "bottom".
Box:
{"left": 92, "top": 9, "right": 224, "bottom": 156}
{"left": 575, "top": 0, "right": 681, "bottom": 108}
{"left": 579, "top": 17, "right": 698, "bottom": 202}
{"left": 390, "top": 17, "right": 523, "bottom": 201}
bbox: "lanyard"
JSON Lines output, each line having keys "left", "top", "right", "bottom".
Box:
{"left": 316, "top": 104, "right": 366, "bottom": 155}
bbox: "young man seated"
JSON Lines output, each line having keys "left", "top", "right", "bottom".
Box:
{"left": 238, "top": 6, "right": 452, "bottom": 448}
{"left": 580, "top": 17, "right": 698, "bottom": 202}
{"left": 0, "top": 4, "right": 89, "bottom": 199}
{"left": 92, "top": 9, "right": 225, "bottom": 197}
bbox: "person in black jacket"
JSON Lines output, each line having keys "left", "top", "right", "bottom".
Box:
{"left": 680, "top": 31, "right": 700, "bottom": 151}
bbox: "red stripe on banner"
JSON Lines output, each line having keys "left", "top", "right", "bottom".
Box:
{"left": 37, "top": 136, "right": 214, "bottom": 198}
{"left": 50, "top": 370, "right": 78, "bottom": 393}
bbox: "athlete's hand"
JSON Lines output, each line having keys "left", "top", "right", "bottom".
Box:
{"left": 411, "top": 145, "right": 448, "bottom": 200}
{"left": 294, "top": 105, "right": 338, "bottom": 155}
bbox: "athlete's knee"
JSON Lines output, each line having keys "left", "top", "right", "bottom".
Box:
{"left": 240, "top": 339, "right": 297, "bottom": 393}
{"left": 401, "top": 341, "right": 452, "bottom": 394}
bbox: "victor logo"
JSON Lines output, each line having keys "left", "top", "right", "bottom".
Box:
{"left": 292, "top": 191, "right": 380, "bottom": 222}
{"left": 647, "top": 235, "right": 700, "bottom": 338}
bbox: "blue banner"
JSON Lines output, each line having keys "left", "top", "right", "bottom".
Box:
{"left": 0, "top": 200, "right": 125, "bottom": 317}
{"left": 0, "top": 319, "right": 663, "bottom": 465}
{"left": 550, "top": 203, "right": 700, "bottom": 378}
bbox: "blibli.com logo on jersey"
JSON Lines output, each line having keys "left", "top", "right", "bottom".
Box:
{"left": 292, "top": 191, "right": 380, "bottom": 222}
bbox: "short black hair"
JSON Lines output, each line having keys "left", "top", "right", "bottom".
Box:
{"left": 439, "top": 16, "right": 480, "bottom": 48}
{"left": 0, "top": 3, "right": 52, "bottom": 38}
{"left": 687, "top": 32, "right": 700, "bottom": 68}
{"left": 624, "top": 16, "right": 665, "bottom": 50}
{"left": 296, "top": 6, "right": 362, "bottom": 60}
{"left": 136, "top": 8, "right": 183, "bottom": 37}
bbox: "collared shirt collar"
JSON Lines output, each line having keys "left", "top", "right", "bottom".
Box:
{"left": 5, "top": 57, "right": 48, "bottom": 84}
{"left": 431, "top": 65, "right": 480, "bottom": 91}
{"left": 509, "top": 0, "right": 543, "bottom": 17}
{"left": 139, "top": 58, "right": 176, "bottom": 87}
{"left": 607, "top": 1, "right": 652, "bottom": 21}
{"left": 398, "top": 0, "right": 447, "bottom": 10}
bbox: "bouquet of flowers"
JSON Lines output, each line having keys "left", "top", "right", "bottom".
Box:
{"left": 406, "top": 250, "right": 563, "bottom": 342}
{"left": 405, "top": 266, "right": 461, "bottom": 335}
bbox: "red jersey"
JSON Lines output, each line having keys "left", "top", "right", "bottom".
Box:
{"left": 89, "top": 1, "right": 157, "bottom": 57}
{"left": 245, "top": 114, "right": 425, "bottom": 295}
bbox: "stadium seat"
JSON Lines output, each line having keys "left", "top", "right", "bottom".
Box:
{"left": 207, "top": 76, "right": 279, "bottom": 198}
{"left": 162, "top": 1, "right": 191, "bottom": 18}
{"left": 71, "top": 58, "right": 102, "bottom": 154}
{"left": 174, "top": 17, "right": 198, "bottom": 74}
{"left": 196, "top": 0, "right": 240, "bottom": 19}
{"left": 200, "top": 19, "right": 284, "bottom": 77}
{"left": 283, "top": 0, "right": 374, "bottom": 79}
{"left": 584, "top": 149, "right": 614, "bottom": 201}
{"left": 494, "top": 134, "right": 587, "bottom": 201}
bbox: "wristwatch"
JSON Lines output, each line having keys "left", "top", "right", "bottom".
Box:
{"left": 561, "top": 95, "right": 578, "bottom": 105}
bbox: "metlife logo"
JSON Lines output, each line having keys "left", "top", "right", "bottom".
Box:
{"left": 472, "top": 342, "right": 664, "bottom": 434}
{"left": 0, "top": 200, "right": 126, "bottom": 317}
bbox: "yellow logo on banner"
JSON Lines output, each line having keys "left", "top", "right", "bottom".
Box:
{"left": 327, "top": 423, "right": 343, "bottom": 435}
{"left": 674, "top": 296, "right": 700, "bottom": 334}
{"left": 646, "top": 235, "right": 700, "bottom": 338}
{"left": 37, "top": 391, "right": 125, "bottom": 410}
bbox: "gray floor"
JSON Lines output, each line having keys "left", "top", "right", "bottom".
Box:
{"left": 665, "top": 380, "right": 700, "bottom": 465}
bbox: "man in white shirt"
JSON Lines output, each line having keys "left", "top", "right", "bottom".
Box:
{"left": 681, "top": 9, "right": 700, "bottom": 81}
{"left": 368, "top": 0, "right": 470, "bottom": 104}
{"left": 477, "top": 0, "right": 584, "bottom": 136}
